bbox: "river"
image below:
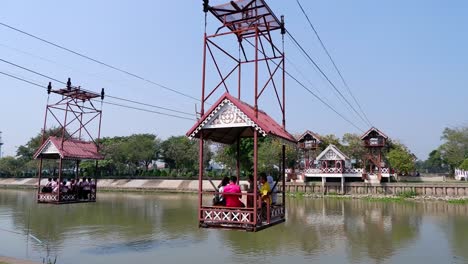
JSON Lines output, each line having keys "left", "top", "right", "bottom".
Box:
{"left": 0, "top": 189, "right": 467, "bottom": 264}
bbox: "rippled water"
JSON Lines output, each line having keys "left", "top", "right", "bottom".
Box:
{"left": 1, "top": 189, "right": 468, "bottom": 264}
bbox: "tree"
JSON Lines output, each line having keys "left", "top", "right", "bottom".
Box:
{"left": 386, "top": 142, "right": 415, "bottom": 175}
{"left": 439, "top": 126, "right": 468, "bottom": 172}
{"left": 425, "top": 149, "right": 446, "bottom": 173}
{"left": 319, "top": 134, "right": 342, "bottom": 151}
{"left": 214, "top": 138, "right": 257, "bottom": 175}
{"left": 342, "top": 133, "right": 367, "bottom": 166}
{"left": 258, "top": 137, "right": 297, "bottom": 176}
{"left": 0, "top": 156, "right": 22, "bottom": 177}
{"left": 125, "top": 134, "right": 161, "bottom": 171}
{"left": 161, "top": 136, "right": 210, "bottom": 175}
{"left": 460, "top": 158, "right": 468, "bottom": 170}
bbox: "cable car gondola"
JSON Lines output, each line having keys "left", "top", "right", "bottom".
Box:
{"left": 34, "top": 79, "right": 104, "bottom": 204}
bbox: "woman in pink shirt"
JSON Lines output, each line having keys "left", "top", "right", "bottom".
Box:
{"left": 223, "top": 176, "right": 245, "bottom": 207}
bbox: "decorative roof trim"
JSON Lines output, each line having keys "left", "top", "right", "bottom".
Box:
{"left": 188, "top": 99, "right": 267, "bottom": 140}
{"left": 316, "top": 144, "right": 350, "bottom": 161}
{"left": 360, "top": 127, "right": 389, "bottom": 140}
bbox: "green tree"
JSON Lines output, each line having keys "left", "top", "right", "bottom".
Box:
{"left": 425, "top": 149, "right": 446, "bottom": 173}
{"left": 439, "top": 126, "right": 468, "bottom": 172}
{"left": 161, "top": 136, "right": 210, "bottom": 175}
{"left": 342, "top": 133, "right": 367, "bottom": 166}
{"left": 0, "top": 156, "right": 22, "bottom": 177}
{"left": 125, "top": 134, "right": 161, "bottom": 171}
{"left": 460, "top": 158, "right": 468, "bottom": 170}
{"left": 258, "top": 137, "right": 297, "bottom": 176}
{"left": 319, "top": 134, "right": 342, "bottom": 151}
{"left": 387, "top": 142, "right": 415, "bottom": 175}
{"left": 214, "top": 138, "right": 257, "bottom": 174}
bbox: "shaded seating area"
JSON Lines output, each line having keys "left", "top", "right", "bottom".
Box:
{"left": 187, "top": 93, "right": 295, "bottom": 231}
{"left": 35, "top": 137, "right": 102, "bottom": 204}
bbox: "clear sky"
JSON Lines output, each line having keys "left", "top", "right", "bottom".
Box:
{"left": 0, "top": 0, "right": 467, "bottom": 160}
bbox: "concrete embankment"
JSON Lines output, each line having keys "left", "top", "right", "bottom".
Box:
{"left": 1, "top": 178, "right": 468, "bottom": 197}
{"left": 0, "top": 178, "right": 239, "bottom": 192}
{"left": 0, "top": 256, "right": 40, "bottom": 264}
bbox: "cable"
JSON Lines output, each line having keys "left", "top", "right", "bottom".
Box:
{"left": 106, "top": 95, "right": 193, "bottom": 116}
{"left": 286, "top": 31, "right": 371, "bottom": 127}
{"left": 100, "top": 101, "right": 196, "bottom": 121}
{"left": 296, "top": 0, "right": 373, "bottom": 126}
{"left": 0, "top": 22, "right": 200, "bottom": 102}
{"left": 0, "top": 58, "right": 194, "bottom": 116}
{"left": 0, "top": 71, "right": 47, "bottom": 90}
{"left": 0, "top": 70, "right": 195, "bottom": 121}
{"left": 243, "top": 39, "right": 364, "bottom": 132}
{"left": 286, "top": 71, "right": 364, "bottom": 132}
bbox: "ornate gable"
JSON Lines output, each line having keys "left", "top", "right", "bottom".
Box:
{"left": 189, "top": 99, "right": 267, "bottom": 139}
{"left": 316, "top": 144, "right": 349, "bottom": 161}
{"left": 204, "top": 100, "right": 250, "bottom": 129}
{"left": 41, "top": 140, "right": 59, "bottom": 155}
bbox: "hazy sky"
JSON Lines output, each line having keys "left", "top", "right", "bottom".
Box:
{"left": 0, "top": 0, "right": 467, "bottom": 160}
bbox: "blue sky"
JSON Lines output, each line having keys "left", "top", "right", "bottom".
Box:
{"left": 0, "top": 0, "right": 467, "bottom": 160}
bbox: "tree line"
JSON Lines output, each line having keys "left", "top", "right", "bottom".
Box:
{"left": 0, "top": 125, "right": 466, "bottom": 178}
{"left": 416, "top": 126, "right": 468, "bottom": 173}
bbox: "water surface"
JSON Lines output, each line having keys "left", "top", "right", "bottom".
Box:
{"left": 1, "top": 190, "right": 467, "bottom": 264}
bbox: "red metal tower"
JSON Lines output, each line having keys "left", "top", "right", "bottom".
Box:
{"left": 34, "top": 79, "right": 104, "bottom": 204}
{"left": 361, "top": 127, "right": 388, "bottom": 182}
{"left": 187, "top": 0, "right": 295, "bottom": 231}
{"left": 297, "top": 130, "right": 321, "bottom": 170}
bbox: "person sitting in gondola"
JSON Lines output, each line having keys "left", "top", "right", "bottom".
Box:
{"left": 223, "top": 176, "right": 245, "bottom": 208}
{"left": 259, "top": 173, "right": 271, "bottom": 220}
{"left": 61, "top": 180, "right": 69, "bottom": 194}
{"left": 51, "top": 177, "right": 58, "bottom": 189}
{"left": 41, "top": 178, "right": 53, "bottom": 193}
{"left": 77, "top": 178, "right": 86, "bottom": 199}
{"left": 247, "top": 175, "right": 255, "bottom": 208}
{"left": 213, "top": 176, "right": 229, "bottom": 206}
{"left": 82, "top": 178, "right": 91, "bottom": 200}
{"left": 259, "top": 173, "right": 271, "bottom": 205}
{"left": 267, "top": 175, "right": 277, "bottom": 205}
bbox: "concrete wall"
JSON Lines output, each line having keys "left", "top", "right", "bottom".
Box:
{"left": 281, "top": 182, "right": 468, "bottom": 197}
{"left": 0, "top": 178, "right": 248, "bottom": 192}
{"left": 397, "top": 175, "right": 446, "bottom": 182}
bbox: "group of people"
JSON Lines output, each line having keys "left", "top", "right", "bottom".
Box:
{"left": 41, "top": 177, "right": 95, "bottom": 199}
{"left": 213, "top": 173, "right": 278, "bottom": 209}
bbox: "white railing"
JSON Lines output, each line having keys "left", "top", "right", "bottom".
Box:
{"left": 344, "top": 168, "right": 364, "bottom": 174}
{"left": 304, "top": 167, "right": 389, "bottom": 175}
{"left": 455, "top": 169, "right": 468, "bottom": 181}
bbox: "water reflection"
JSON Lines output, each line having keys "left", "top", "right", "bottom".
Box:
{"left": 1, "top": 190, "right": 467, "bottom": 264}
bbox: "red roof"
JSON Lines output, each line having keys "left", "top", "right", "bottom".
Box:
{"left": 186, "top": 93, "right": 296, "bottom": 144}
{"left": 360, "top": 127, "right": 389, "bottom": 140}
{"left": 33, "top": 136, "right": 103, "bottom": 160}
{"left": 296, "top": 130, "right": 322, "bottom": 142}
